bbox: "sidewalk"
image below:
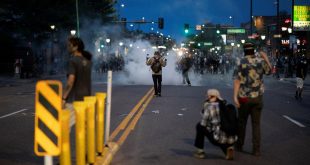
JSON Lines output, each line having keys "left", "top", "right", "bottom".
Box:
{"left": 0, "top": 74, "right": 66, "bottom": 87}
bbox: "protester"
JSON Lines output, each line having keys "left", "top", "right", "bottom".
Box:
{"left": 233, "top": 42, "right": 272, "bottom": 156}
{"left": 62, "top": 36, "right": 92, "bottom": 107}
{"left": 295, "top": 54, "right": 308, "bottom": 100}
{"left": 180, "top": 54, "right": 192, "bottom": 86}
{"left": 194, "top": 89, "right": 237, "bottom": 160}
{"left": 146, "top": 51, "right": 167, "bottom": 97}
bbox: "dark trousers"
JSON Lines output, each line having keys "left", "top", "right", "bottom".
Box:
{"left": 236, "top": 95, "right": 263, "bottom": 152}
{"left": 152, "top": 74, "right": 162, "bottom": 95}
{"left": 194, "top": 123, "right": 232, "bottom": 154}
{"left": 182, "top": 70, "right": 191, "bottom": 85}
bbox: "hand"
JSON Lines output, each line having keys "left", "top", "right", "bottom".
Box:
{"left": 62, "top": 99, "right": 66, "bottom": 108}
{"left": 234, "top": 97, "right": 240, "bottom": 109}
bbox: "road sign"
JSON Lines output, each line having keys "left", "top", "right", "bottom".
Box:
{"left": 227, "top": 28, "right": 245, "bottom": 34}
{"left": 34, "top": 80, "right": 62, "bottom": 156}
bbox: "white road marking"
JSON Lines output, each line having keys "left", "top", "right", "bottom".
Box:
{"left": 152, "top": 110, "right": 160, "bottom": 114}
{"left": 283, "top": 115, "right": 306, "bottom": 128}
{"left": 181, "top": 108, "right": 187, "bottom": 111}
{"left": 0, "top": 109, "right": 29, "bottom": 119}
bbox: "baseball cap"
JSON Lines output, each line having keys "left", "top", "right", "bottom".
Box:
{"left": 207, "top": 89, "right": 223, "bottom": 100}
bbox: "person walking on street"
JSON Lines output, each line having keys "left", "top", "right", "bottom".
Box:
{"left": 62, "top": 36, "right": 92, "bottom": 108}
{"left": 194, "top": 89, "right": 237, "bottom": 160}
{"left": 146, "top": 51, "right": 167, "bottom": 97}
{"left": 295, "top": 54, "right": 308, "bottom": 100}
{"left": 233, "top": 42, "right": 272, "bottom": 156}
{"left": 181, "top": 53, "right": 192, "bottom": 86}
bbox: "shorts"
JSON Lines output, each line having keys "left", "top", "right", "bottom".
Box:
{"left": 296, "top": 77, "right": 304, "bottom": 88}
{"left": 64, "top": 103, "right": 76, "bottom": 128}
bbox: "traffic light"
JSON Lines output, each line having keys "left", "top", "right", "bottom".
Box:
{"left": 184, "top": 24, "right": 189, "bottom": 34}
{"left": 158, "top": 17, "right": 164, "bottom": 29}
{"left": 100, "top": 40, "right": 105, "bottom": 48}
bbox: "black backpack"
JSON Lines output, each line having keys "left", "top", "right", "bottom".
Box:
{"left": 151, "top": 58, "right": 162, "bottom": 73}
{"left": 219, "top": 100, "right": 238, "bottom": 136}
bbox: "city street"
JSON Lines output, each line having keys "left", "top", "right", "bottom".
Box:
{"left": 0, "top": 72, "right": 309, "bottom": 165}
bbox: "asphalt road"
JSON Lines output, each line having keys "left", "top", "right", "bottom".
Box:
{"left": 0, "top": 73, "right": 309, "bottom": 165}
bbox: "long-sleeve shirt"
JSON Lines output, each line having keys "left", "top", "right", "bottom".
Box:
{"left": 201, "top": 101, "right": 237, "bottom": 144}
{"left": 146, "top": 56, "right": 167, "bottom": 75}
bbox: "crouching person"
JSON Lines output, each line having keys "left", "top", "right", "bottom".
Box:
{"left": 194, "top": 89, "right": 237, "bottom": 160}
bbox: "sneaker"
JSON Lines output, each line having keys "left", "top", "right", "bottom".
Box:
{"left": 193, "top": 151, "right": 206, "bottom": 159}
{"left": 158, "top": 93, "right": 161, "bottom": 97}
{"left": 225, "top": 147, "right": 234, "bottom": 160}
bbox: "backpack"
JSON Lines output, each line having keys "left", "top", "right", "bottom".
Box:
{"left": 219, "top": 100, "right": 238, "bottom": 136}
{"left": 151, "top": 58, "right": 162, "bottom": 73}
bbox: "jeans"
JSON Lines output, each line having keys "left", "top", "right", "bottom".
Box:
{"left": 194, "top": 123, "right": 232, "bottom": 154}
{"left": 152, "top": 74, "right": 162, "bottom": 95}
{"left": 236, "top": 95, "right": 263, "bottom": 152}
{"left": 182, "top": 70, "right": 191, "bottom": 85}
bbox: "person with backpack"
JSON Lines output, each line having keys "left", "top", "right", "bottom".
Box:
{"left": 233, "top": 42, "right": 272, "bottom": 156}
{"left": 193, "top": 89, "right": 237, "bottom": 160}
{"left": 146, "top": 51, "right": 167, "bottom": 97}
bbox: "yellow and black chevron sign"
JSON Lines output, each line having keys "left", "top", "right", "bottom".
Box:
{"left": 34, "top": 80, "right": 62, "bottom": 156}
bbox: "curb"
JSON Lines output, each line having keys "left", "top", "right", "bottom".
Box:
{"left": 95, "top": 142, "right": 119, "bottom": 165}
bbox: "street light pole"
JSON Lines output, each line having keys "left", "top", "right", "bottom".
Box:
{"left": 76, "top": 0, "right": 80, "bottom": 37}
{"left": 250, "top": 0, "right": 253, "bottom": 35}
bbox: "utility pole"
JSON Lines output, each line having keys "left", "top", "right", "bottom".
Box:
{"left": 290, "top": 0, "right": 295, "bottom": 77}
{"left": 76, "top": 0, "right": 80, "bottom": 37}
{"left": 250, "top": 0, "right": 253, "bottom": 35}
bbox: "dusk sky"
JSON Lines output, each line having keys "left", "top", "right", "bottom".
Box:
{"left": 118, "top": 0, "right": 309, "bottom": 42}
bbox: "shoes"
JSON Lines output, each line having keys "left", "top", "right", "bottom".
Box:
{"left": 193, "top": 151, "right": 206, "bottom": 159}
{"left": 158, "top": 93, "right": 161, "bottom": 97}
{"left": 295, "top": 94, "right": 299, "bottom": 100}
{"left": 225, "top": 146, "right": 234, "bottom": 160}
{"left": 188, "top": 84, "right": 191, "bottom": 86}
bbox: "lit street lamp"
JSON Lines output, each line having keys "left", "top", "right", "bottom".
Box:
{"left": 106, "top": 38, "right": 111, "bottom": 44}
{"left": 261, "top": 35, "right": 266, "bottom": 40}
{"left": 50, "top": 25, "right": 55, "bottom": 30}
{"left": 70, "top": 30, "right": 76, "bottom": 36}
{"left": 241, "top": 39, "right": 245, "bottom": 44}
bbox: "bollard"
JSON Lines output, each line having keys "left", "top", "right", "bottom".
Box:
{"left": 60, "top": 110, "right": 71, "bottom": 165}
{"left": 73, "top": 101, "right": 86, "bottom": 165}
{"left": 95, "top": 93, "right": 106, "bottom": 154}
{"left": 84, "top": 96, "right": 96, "bottom": 164}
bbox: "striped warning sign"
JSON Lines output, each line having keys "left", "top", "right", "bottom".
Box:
{"left": 34, "top": 80, "right": 62, "bottom": 156}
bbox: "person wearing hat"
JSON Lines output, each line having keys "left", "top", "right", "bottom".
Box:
{"left": 233, "top": 42, "right": 272, "bottom": 156}
{"left": 193, "top": 89, "right": 237, "bottom": 160}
